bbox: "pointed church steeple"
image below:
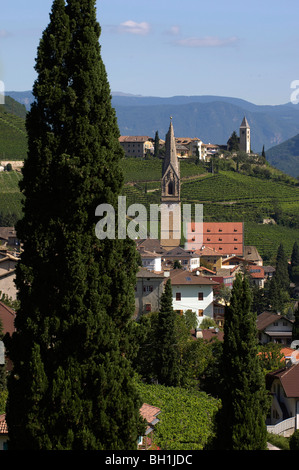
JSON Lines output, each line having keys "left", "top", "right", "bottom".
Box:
{"left": 161, "top": 118, "right": 180, "bottom": 203}
{"left": 162, "top": 117, "right": 180, "bottom": 178}
{"left": 160, "top": 118, "right": 181, "bottom": 250}
{"left": 239, "top": 116, "right": 251, "bottom": 154}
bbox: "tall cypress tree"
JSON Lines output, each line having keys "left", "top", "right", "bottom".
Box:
{"left": 5, "top": 0, "right": 142, "bottom": 450}
{"left": 156, "top": 279, "right": 180, "bottom": 386}
{"left": 212, "top": 274, "right": 270, "bottom": 450}
{"left": 292, "top": 304, "right": 299, "bottom": 343}
{"left": 290, "top": 241, "right": 299, "bottom": 282}
{"left": 275, "top": 243, "right": 289, "bottom": 291}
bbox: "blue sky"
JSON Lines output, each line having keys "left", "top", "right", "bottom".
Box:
{"left": 1, "top": 0, "right": 299, "bottom": 105}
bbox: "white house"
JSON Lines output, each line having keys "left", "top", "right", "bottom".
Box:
{"left": 169, "top": 269, "right": 218, "bottom": 325}
{"left": 266, "top": 361, "right": 299, "bottom": 436}
{"left": 257, "top": 311, "right": 294, "bottom": 346}
{"left": 140, "top": 250, "right": 162, "bottom": 272}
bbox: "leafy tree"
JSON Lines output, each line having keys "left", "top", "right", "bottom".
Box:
{"left": 132, "top": 312, "right": 159, "bottom": 384}
{"left": 258, "top": 343, "right": 284, "bottom": 374}
{"left": 156, "top": 279, "right": 180, "bottom": 386}
{"left": 4, "top": 0, "right": 141, "bottom": 450}
{"left": 173, "top": 259, "right": 182, "bottom": 269}
{"left": 211, "top": 274, "right": 270, "bottom": 450}
{"left": 289, "top": 430, "right": 299, "bottom": 450}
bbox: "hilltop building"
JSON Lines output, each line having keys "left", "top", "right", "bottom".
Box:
{"left": 227, "top": 116, "right": 251, "bottom": 154}
{"left": 239, "top": 116, "right": 251, "bottom": 154}
{"left": 119, "top": 135, "right": 154, "bottom": 157}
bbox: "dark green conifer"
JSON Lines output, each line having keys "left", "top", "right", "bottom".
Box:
{"left": 292, "top": 304, "right": 299, "bottom": 343}
{"left": 5, "top": 0, "right": 141, "bottom": 450}
{"left": 290, "top": 241, "right": 299, "bottom": 282}
{"left": 275, "top": 243, "right": 290, "bottom": 291}
{"left": 156, "top": 279, "right": 180, "bottom": 386}
{"left": 154, "top": 131, "right": 160, "bottom": 158}
{"left": 212, "top": 274, "right": 270, "bottom": 450}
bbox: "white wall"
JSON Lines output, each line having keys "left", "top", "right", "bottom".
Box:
{"left": 171, "top": 283, "right": 214, "bottom": 324}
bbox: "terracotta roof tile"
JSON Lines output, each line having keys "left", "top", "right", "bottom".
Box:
{"left": 169, "top": 269, "right": 219, "bottom": 285}
{"left": 0, "top": 415, "right": 8, "bottom": 434}
{"left": 267, "top": 363, "right": 299, "bottom": 397}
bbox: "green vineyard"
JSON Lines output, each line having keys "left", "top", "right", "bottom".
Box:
{"left": 0, "top": 157, "right": 298, "bottom": 261}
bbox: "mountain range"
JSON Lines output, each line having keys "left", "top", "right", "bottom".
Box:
{"left": 6, "top": 91, "right": 299, "bottom": 177}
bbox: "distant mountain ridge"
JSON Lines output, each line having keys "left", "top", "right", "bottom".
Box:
{"left": 266, "top": 134, "right": 299, "bottom": 177}
{"left": 6, "top": 90, "right": 299, "bottom": 175}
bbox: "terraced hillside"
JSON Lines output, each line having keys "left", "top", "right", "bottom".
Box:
{"left": 0, "top": 96, "right": 27, "bottom": 160}
{"left": 0, "top": 157, "right": 298, "bottom": 262}
{"left": 121, "top": 159, "right": 299, "bottom": 262}
{"left": 0, "top": 170, "right": 23, "bottom": 224}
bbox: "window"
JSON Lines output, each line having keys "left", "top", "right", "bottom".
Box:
{"left": 143, "top": 285, "right": 153, "bottom": 293}
{"left": 198, "top": 309, "right": 203, "bottom": 317}
{"left": 198, "top": 292, "right": 203, "bottom": 301}
{"left": 145, "top": 304, "right": 151, "bottom": 312}
{"left": 176, "top": 292, "right": 181, "bottom": 301}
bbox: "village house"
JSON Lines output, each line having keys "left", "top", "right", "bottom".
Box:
{"left": 243, "top": 245, "right": 263, "bottom": 266}
{"left": 175, "top": 137, "right": 204, "bottom": 160}
{"left": 0, "top": 415, "right": 8, "bottom": 450}
{"left": 0, "top": 227, "right": 19, "bottom": 249}
{"left": 0, "top": 252, "right": 18, "bottom": 301}
{"left": 266, "top": 361, "right": 299, "bottom": 436}
{"left": 257, "top": 311, "right": 294, "bottom": 346}
{"left": 134, "top": 268, "right": 165, "bottom": 319}
{"left": 140, "top": 250, "right": 162, "bottom": 272}
{"left": 119, "top": 136, "right": 154, "bottom": 157}
{"left": 168, "top": 269, "right": 219, "bottom": 324}
{"left": 195, "top": 245, "right": 223, "bottom": 272}
{"left": 162, "top": 246, "right": 200, "bottom": 272}
{"left": 138, "top": 404, "right": 161, "bottom": 450}
{"left": 186, "top": 221, "right": 244, "bottom": 257}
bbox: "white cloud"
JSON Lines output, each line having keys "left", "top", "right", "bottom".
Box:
{"left": 0, "top": 30, "right": 11, "bottom": 39}
{"left": 117, "top": 20, "right": 151, "bottom": 36}
{"left": 174, "top": 36, "right": 239, "bottom": 48}
{"left": 165, "top": 25, "right": 181, "bottom": 36}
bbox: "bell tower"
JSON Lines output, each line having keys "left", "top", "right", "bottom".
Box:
{"left": 160, "top": 118, "right": 181, "bottom": 250}
{"left": 239, "top": 116, "right": 250, "bottom": 154}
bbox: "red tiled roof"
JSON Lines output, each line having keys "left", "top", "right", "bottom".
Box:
{"left": 140, "top": 404, "right": 161, "bottom": 424}
{"left": 0, "top": 415, "right": 8, "bottom": 434}
{"left": 186, "top": 222, "right": 244, "bottom": 256}
{"left": 248, "top": 266, "right": 264, "bottom": 279}
{"left": 0, "top": 301, "right": 16, "bottom": 336}
{"left": 256, "top": 311, "right": 293, "bottom": 332}
{"left": 119, "top": 136, "right": 151, "bottom": 143}
{"left": 169, "top": 269, "right": 219, "bottom": 285}
{"left": 267, "top": 363, "right": 299, "bottom": 397}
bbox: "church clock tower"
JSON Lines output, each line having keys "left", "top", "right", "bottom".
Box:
{"left": 160, "top": 118, "right": 181, "bottom": 250}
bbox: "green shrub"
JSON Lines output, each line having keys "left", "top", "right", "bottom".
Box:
{"left": 289, "top": 430, "right": 299, "bottom": 450}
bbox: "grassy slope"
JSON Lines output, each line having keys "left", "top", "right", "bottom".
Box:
{"left": 0, "top": 171, "right": 23, "bottom": 219}
{"left": 0, "top": 96, "right": 27, "bottom": 161}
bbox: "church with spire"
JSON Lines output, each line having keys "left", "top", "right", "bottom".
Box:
{"left": 160, "top": 118, "right": 181, "bottom": 250}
